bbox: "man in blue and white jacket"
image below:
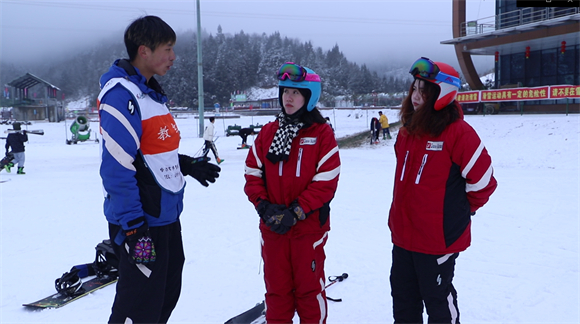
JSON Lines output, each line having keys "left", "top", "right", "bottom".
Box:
{"left": 98, "top": 16, "right": 220, "bottom": 324}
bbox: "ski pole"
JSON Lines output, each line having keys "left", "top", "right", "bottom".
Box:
{"left": 224, "top": 272, "right": 348, "bottom": 324}
{"left": 326, "top": 272, "right": 348, "bottom": 288}
{"left": 325, "top": 272, "right": 348, "bottom": 302}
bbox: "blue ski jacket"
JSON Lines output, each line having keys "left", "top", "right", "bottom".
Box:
{"left": 98, "top": 59, "right": 185, "bottom": 245}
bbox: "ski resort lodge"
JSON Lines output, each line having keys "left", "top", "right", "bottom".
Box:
{"left": 442, "top": 0, "right": 579, "bottom": 114}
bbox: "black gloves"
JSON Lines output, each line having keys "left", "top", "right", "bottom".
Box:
{"left": 287, "top": 201, "right": 306, "bottom": 221}
{"left": 179, "top": 154, "right": 221, "bottom": 187}
{"left": 257, "top": 200, "right": 290, "bottom": 234}
{"left": 256, "top": 200, "right": 306, "bottom": 235}
{"left": 124, "top": 224, "right": 156, "bottom": 265}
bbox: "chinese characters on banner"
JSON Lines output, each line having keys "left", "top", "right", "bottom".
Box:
{"left": 551, "top": 85, "right": 580, "bottom": 99}
{"left": 456, "top": 91, "right": 479, "bottom": 103}
{"left": 456, "top": 85, "right": 580, "bottom": 103}
{"left": 481, "top": 86, "right": 549, "bottom": 101}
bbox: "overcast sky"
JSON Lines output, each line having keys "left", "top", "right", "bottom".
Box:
{"left": 0, "top": 0, "right": 495, "bottom": 71}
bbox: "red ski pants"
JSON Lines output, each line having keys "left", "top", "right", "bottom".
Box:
{"left": 261, "top": 229, "right": 329, "bottom": 324}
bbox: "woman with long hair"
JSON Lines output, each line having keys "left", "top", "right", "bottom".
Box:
{"left": 389, "top": 57, "right": 498, "bottom": 323}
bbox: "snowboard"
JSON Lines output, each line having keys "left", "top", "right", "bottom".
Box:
{"left": 224, "top": 301, "right": 265, "bottom": 324}
{"left": 0, "top": 153, "right": 14, "bottom": 172}
{"left": 237, "top": 145, "right": 251, "bottom": 150}
{"left": 23, "top": 275, "right": 117, "bottom": 309}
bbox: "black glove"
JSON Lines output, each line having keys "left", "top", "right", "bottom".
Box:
{"left": 268, "top": 202, "right": 306, "bottom": 234}
{"left": 124, "top": 224, "right": 156, "bottom": 265}
{"left": 179, "top": 154, "right": 221, "bottom": 187}
{"left": 256, "top": 200, "right": 292, "bottom": 234}
{"left": 256, "top": 200, "right": 285, "bottom": 221}
{"left": 287, "top": 201, "right": 306, "bottom": 221}
{"left": 269, "top": 222, "right": 292, "bottom": 235}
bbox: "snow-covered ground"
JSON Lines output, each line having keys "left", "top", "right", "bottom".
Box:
{"left": 1, "top": 109, "right": 578, "bottom": 323}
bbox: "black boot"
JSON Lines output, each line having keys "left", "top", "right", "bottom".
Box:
{"left": 17, "top": 167, "right": 25, "bottom": 175}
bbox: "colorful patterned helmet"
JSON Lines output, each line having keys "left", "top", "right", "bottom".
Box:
{"left": 277, "top": 62, "right": 321, "bottom": 111}
{"left": 409, "top": 57, "right": 461, "bottom": 110}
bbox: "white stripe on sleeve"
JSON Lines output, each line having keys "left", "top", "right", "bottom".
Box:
{"left": 101, "top": 128, "right": 136, "bottom": 171}
{"left": 317, "top": 146, "right": 339, "bottom": 172}
{"left": 462, "top": 141, "right": 484, "bottom": 178}
{"left": 101, "top": 103, "right": 140, "bottom": 149}
{"left": 313, "top": 166, "right": 340, "bottom": 182}
{"left": 466, "top": 165, "right": 494, "bottom": 192}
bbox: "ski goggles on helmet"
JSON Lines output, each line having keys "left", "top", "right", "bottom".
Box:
{"left": 409, "top": 57, "right": 461, "bottom": 88}
{"left": 277, "top": 62, "right": 320, "bottom": 82}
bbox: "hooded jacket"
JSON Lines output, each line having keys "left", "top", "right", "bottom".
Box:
{"left": 5, "top": 132, "right": 27, "bottom": 153}
{"left": 98, "top": 59, "right": 185, "bottom": 243}
{"left": 388, "top": 113, "right": 497, "bottom": 254}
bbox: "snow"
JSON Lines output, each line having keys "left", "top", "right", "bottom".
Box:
{"left": 480, "top": 72, "right": 494, "bottom": 84}
{"left": 246, "top": 87, "right": 279, "bottom": 101}
{"left": 1, "top": 109, "right": 578, "bottom": 323}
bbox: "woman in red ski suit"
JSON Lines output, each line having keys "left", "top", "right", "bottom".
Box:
{"left": 388, "top": 58, "right": 497, "bottom": 324}
{"left": 244, "top": 63, "right": 340, "bottom": 324}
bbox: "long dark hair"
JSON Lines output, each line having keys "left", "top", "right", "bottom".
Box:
{"left": 300, "top": 108, "right": 326, "bottom": 127}
{"left": 400, "top": 79, "right": 460, "bottom": 138}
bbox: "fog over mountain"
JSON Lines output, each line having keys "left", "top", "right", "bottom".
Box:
{"left": 1, "top": 0, "right": 495, "bottom": 71}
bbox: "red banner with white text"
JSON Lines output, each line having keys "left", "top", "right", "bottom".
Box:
{"left": 456, "top": 85, "right": 580, "bottom": 103}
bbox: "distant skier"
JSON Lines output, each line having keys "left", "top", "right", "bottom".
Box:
{"left": 378, "top": 111, "right": 391, "bottom": 139}
{"left": 238, "top": 127, "right": 256, "bottom": 149}
{"left": 203, "top": 117, "right": 224, "bottom": 164}
{"left": 324, "top": 117, "right": 334, "bottom": 134}
{"left": 4, "top": 122, "right": 28, "bottom": 174}
{"left": 370, "top": 117, "right": 380, "bottom": 144}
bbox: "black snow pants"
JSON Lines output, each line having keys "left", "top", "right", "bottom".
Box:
{"left": 203, "top": 140, "right": 219, "bottom": 160}
{"left": 390, "top": 245, "right": 460, "bottom": 324}
{"left": 108, "top": 221, "right": 185, "bottom": 324}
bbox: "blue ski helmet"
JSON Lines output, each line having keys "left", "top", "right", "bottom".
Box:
{"left": 277, "top": 62, "right": 321, "bottom": 111}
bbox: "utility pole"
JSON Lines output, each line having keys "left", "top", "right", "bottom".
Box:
{"left": 196, "top": 0, "right": 204, "bottom": 137}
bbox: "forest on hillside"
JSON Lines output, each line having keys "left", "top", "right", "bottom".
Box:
{"left": 1, "top": 27, "right": 416, "bottom": 108}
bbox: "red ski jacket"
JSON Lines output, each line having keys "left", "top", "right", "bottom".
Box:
{"left": 389, "top": 118, "right": 497, "bottom": 254}
{"left": 244, "top": 121, "right": 340, "bottom": 236}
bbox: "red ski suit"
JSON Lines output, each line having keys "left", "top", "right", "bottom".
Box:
{"left": 244, "top": 120, "right": 340, "bottom": 323}
{"left": 389, "top": 118, "right": 497, "bottom": 254}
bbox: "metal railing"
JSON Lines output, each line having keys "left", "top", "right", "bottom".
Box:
{"left": 460, "top": 7, "right": 579, "bottom": 37}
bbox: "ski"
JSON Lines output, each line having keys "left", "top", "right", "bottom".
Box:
{"left": 23, "top": 275, "right": 117, "bottom": 309}
{"left": 5, "top": 129, "right": 44, "bottom": 136}
{"left": 224, "top": 273, "right": 348, "bottom": 324}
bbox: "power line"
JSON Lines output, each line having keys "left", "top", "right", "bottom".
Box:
{"left": 3, "top": 0, "right": 451, "bottom": 27}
